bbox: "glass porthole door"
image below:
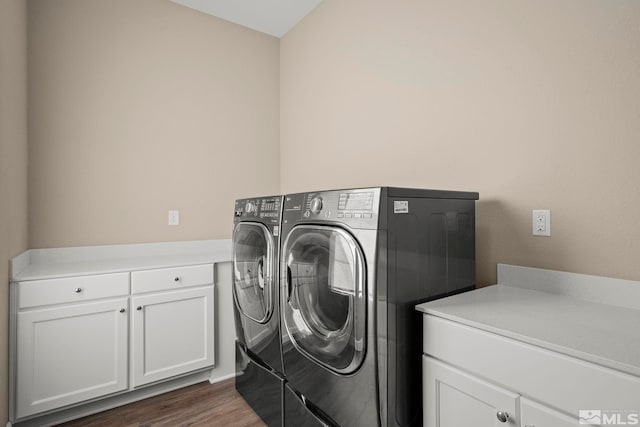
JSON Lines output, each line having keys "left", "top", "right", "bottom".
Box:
{"left": 281, "top": 225, "right": 366, "bottom": 374}
{"left": 233, "top": 222, "right": 275, "bottom": 323}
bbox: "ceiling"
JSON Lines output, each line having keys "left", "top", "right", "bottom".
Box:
{"left": 170, "top": 0, "right": 322, "bottom": 38}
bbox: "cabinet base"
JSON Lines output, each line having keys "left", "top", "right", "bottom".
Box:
{"left": 12, "top": 369, "right": 215, "bottom": 427}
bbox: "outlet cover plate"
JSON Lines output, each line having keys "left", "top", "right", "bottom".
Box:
{"left": 532, "top": 209, "right": 550, "bottom": 236}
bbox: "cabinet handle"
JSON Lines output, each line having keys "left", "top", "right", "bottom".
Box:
{"left": 119, "top": 308, "right": 126, "bottom": 313}
{"left": 496, "top": 411, "right": 509, "bottom": 423}
{"left": 137, "top": 306, "right": 142, "bottom": 311}
{"left": 74, "top": 287, "right": 82, "bottom": 293}
{"left": 173, "top": 276, "right": 180, "bottom": 282}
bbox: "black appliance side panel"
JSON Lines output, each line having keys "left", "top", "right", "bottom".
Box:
{"left": 235, "top": 342, "right": 284, "bottom": 427}
{"left": 386, "top": 197, "right": 476, "bottom": 427}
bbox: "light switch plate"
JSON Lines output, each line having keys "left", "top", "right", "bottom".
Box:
{"left": 168, "top": 210, "right": 180, "bottom": 225}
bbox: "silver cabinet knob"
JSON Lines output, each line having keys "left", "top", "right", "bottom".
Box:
{"left": 496, "top": 411, "right": 509, "bottom": 423}
{"left": 173, "top": 276, "right": 180, "bottom": 282}
{"left": 136, "top": 306, "right": 142, "bottom": 311}
{"left": 74, "top": 287, "right": 82, "bottom": 293}
{"left": 119, "top": 308, "right": 126, "bottom": 313}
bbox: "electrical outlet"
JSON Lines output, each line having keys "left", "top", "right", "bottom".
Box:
{"left": 532, "top": 210, "right": 550, "bottom": 236}
{"left": 168, "top": 210, "right": 180, "bottom": 225}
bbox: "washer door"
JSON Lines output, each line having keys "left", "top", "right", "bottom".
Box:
{"left": 233, "top": 222, "right": 275, "bottom": 323}
{"left": 282, "top": 225, "right": 366, "bottom": 374}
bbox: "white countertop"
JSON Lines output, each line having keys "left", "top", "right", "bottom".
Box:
{"left": 11, "top": 240, "right": 232, "bottom": 281}
{"left": 416, "top": 282, "right": 640, "bottom": 377}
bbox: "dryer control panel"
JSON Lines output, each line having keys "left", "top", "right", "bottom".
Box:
{"left": 283, "top": 188, "right": 381, "bottom": 230}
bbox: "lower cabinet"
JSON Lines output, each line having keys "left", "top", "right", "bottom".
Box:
{"left": 15, "top": 298, "right": 129, "bottom": 419}
{"left": 131, "top": 286, "right": 215, "bottom": 387}
{"left": 423, "top": 356, "right": 583, "bottom": 427}
{"left": 421, "top": 314, "right": 637, "bottom": 427}
{"left": 11, "top": 264, "right": 216, "bottom": 424}
{"left": 423, "top": 356, "right": 519, "bottom": 427}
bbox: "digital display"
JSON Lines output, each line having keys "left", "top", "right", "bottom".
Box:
{"left": 339, "top": 192, "right": 374, "bottom": 211}
{"left": 261, "top": 199, "right": 280, "bottom": 212}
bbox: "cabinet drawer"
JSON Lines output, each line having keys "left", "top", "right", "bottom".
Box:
{"left": 18, "top": 273, "right": 130, "bottom": 309}
{"left": 131, "top": 264, "right": 213, "bottom": 294}
{"left": 423, "top": 315, "right": 640, "bottom": 414}
{"left": 520, "top": 397, "right": 579, "bottom": 427}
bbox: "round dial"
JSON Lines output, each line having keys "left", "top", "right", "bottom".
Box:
{"left": 309, "top": 197, "right": 323, "bottom": 214}
{"left": 245, "top": 201, "right": 257, "bottom": 214}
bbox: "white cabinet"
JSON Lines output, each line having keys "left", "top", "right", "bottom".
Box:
{"left": 15, "top": 297, "right": 129, "bottom": 419}
{"left": 423, "top": 355, "right": 583, "bottom": 427}
{"left": 420, "top": 314, "right": 640, "bottom": 427}
{"left": 130, "top": 264, "right": 215, "bottom": 387}
{"left": 423, "top": 356, "right": 518, "bottom": 427}
{"left": 131, "top": 286, "right": 215, "bottom": 387}
{"left": 11, "top": 263, "right": 216, "bottom": 424}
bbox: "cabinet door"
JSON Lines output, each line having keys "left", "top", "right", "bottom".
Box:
{"left": 423, "top": 356, "right": 519, "bottom": 427}
{"left": 16, "top": 298, "right": 129, "bottom": 419}
{"left": 521, "top": 397, "right": 582, "bottom": 427}
{"left": 131, "top": 286, "right": 215, "bottom": 387}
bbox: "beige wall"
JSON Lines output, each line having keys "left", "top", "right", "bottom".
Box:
{"left": 281, "top": 0, "right": 640, "bottom": 284}
{"left": 4, "top": 0, "right": 639, "bottom": 421}
{"left": 29, "top": 0, "right": 280, "bottom": 248}
{"left": 0, "top": 0, "right": 29, "bottom": 423}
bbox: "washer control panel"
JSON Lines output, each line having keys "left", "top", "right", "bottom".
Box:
{"left": 234, "top": 196, "right": 282, "bottom": 225}
{"left": 283, "top": 188, "right": 380, "bottom": 229}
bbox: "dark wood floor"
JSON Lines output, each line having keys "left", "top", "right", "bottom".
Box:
{"left": 57, "top": 379, "right": 267, "bottom": 427}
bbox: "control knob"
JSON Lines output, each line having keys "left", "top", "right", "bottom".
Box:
{"left": 309, "top": 197, "right": 323, "bottom": 214}
{"left": 245, "top": 201, "right": 257, "bottom": 214}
